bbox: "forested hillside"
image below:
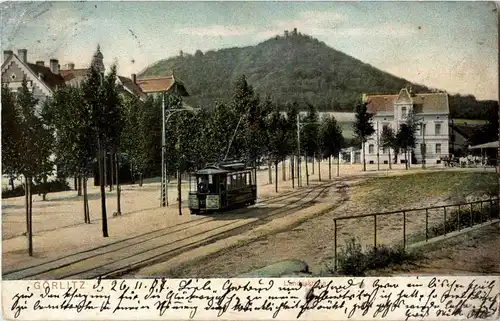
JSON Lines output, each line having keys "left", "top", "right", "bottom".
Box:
{"left": 141, "top": 32, "right": 497, "bottom": 119}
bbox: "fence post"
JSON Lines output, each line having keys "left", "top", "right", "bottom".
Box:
{"left": 470, "top": 203, "right": 473, "bottom": 227}
{"left": 374, "top": 215, "right": 377, "bottom": 250}
{"left": 425, "top": 209, "right": 429, "bottom": 241}
{"left": 334, "top": 219, "right": 337, "bottom": 271}
{"left": 444, "top": 206, "right": 447, "bottom": 236}
{"left": 403, "top": 211, "right": 406, "bottom": 249}
{"left": 480, "top": 201, "right": 483, "bottom": 223}
{"left": 490, "top": 199, "right": 493, "bottom": 221}
{"left": 458, "top": 205, "right": 461, "bottom": 231}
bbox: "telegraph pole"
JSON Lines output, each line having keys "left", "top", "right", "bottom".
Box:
{"left": 297, "top": 116, "right": 301, "bottom": 187}
{"left": 161, "top": 92, "right": 168, "bottom": 207}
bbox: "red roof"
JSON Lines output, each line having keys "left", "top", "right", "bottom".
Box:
{"left": 364, "top": 89, "right": 449, "bottom": 115}
{"left": 136, "top": 76, "right": 175, "bottom": 93}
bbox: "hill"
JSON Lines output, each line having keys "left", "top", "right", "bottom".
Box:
{"left": 140, "top": 32, "right": 497, "bottom": 119}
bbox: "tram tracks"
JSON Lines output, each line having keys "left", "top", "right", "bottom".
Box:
{"left": 4, "top": 180, "right": 340, "bottom": 280}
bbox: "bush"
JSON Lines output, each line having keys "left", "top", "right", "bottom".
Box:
{"left": 430, "top": 200, "right": 499, "bottom": 238}
{"left": 2, "top": 180, "right": 71, "bottom": 199}
{"left": 329, "top": 238, "right": 418, "bottom": 276}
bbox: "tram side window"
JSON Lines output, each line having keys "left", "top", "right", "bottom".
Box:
{"left": 208, "top": 175, "right": 216, "bottom": 193}
{"left": 227, "top": 176, "right": 231, "bottom": 190}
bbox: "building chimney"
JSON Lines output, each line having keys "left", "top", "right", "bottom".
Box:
{"left": 179, "top": 50, "right": 184, "bottom": 57}
{"left": 38, "top": 72, "right": 44, "bottom": 80}
{"left": 131, "top": 73, "right": 137, "bottom": 84}
{"left": 68, "top": 63, "right": 74, "bottom": 70}
{"left": 3, "top": 50, "right": 13, "bottom": 62}
{"left": 17, "top": 49, "right": 27, "bottom": 63}
{"left": 293, "top": 28, "right": 297, "bottom": 35}
{"left": 36, "top": 61, "right": 44, "bottom": 66}
{"left": 49, "top": 59, "right": 59, "bottom": 74}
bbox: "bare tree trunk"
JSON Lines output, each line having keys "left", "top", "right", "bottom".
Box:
{"left": 74, "top": 176, "right": 77, "bottom": 191}
{"left": 388, "top": 150, "right": 392, "bottom": 170}
{"left": 77, "top": 176, "right": 82, "bottom": 196}
{"left": 83, "top": 176, "right": 90, "bottom": 223}
{"left": 177, "top": 169, "right": 182, "bottom": 215}
{"left": 291, "top": 156, "right": 295, "bottom": 188}
{"left": 312, "top": 154, "right": 315, "bottom": 175}
{"left": 27, "top": 177, "right": 33, "bottom": 256}
{"left": 103, "top": 151, "right": 108, "bottom": 187}
{"left": 25, "top": 177, "right": 29, "bottom": 234}
{"left": 109, "top": 153, "right": 114, "bottom": 192}
{"left": 115, "top": 153, "right": 121, "bottom": 216}
{"left": 275, "top": 160, "right": 279, "bottom": 193}
{"left": 139, "top": 172, "right": 143, "bottom": 187}
{"left": 42, "top": 175, "right": 47, "bottom": 201}
{"left": 405, "top": 150, "right": 408, "bottom": 170}
{"left": 318, "top": 158, "right": 321, "bottom": 182}
{"left": 337, "top": 155, "right": 340, "bottom": 177}
{"left": 305, "top": 157, "right": 309, "bottom": 186}
{"left": 98, "top": 139, "right": 109, "bottom": 237}
{"left": 329, "top": 156, "right": 332, "bottom": 180}
{"left": 362, "top": 144, "right": 366, "bottom": 171}
{"left": 282, "top": 159, "right": 286, "bottom": 181}
{"left": 268, "top": 159, "right": 272, "bottom": 184}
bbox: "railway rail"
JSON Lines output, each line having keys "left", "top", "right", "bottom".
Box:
{"left": 4, "top": 180, "right": 341, "bottom": 280}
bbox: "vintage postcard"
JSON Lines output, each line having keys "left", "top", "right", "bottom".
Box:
{"left": 1, "top": 1, "right": 499, "bottom": 320}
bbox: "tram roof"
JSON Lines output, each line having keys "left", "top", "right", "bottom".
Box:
{"left": 195, "top": 166, "right": 230, "bottom": 175}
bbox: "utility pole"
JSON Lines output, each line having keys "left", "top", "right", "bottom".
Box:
{"left": 297, "top": 116, "right": 301, "bottom": 187}
{"left": 161, "top": 92, "right": 168, "bottom": 207}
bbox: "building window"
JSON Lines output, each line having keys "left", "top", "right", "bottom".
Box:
{"left": 10, "top": 73, "right": 16, "bottom": 80}
{"left": 382, "top": 123, "right": 389, "bottom": 131}
{"left": 368, "top": 144, "right": 374, "bottom": 154}
{"left": 435, "top": 143, "right": 441, "bottom": 154}
{"left": 435, "top": 123, "right": 441, "bottom": 135}
{"left": 401, "top": 106, "right": 407, "bottom": 118}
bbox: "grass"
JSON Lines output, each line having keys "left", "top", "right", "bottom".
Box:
{"left": 355, "top": 171, "right": 498, "bottom": 210}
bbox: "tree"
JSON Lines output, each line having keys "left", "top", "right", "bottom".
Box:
{"left": 380, "top": 125, "right": 396, "bottom": 170}
{"left": 320, "top": 115, "right": 345, "bottom": 179}
{"left": 1, "top": 84, "right": 21, "bottom": 190}
{"left": 396, "top": 123, "right": 416, "bottom": 170}
{"left": 353, "top": 102, "right": 375, "bottom": 171}
{"left": 121, "top": 95, "right": 157, "bottom": 186}
{"left": 301, "top": 103, "right": 320, "bottom": 185}
{"left": 267, "top": 106, "right": 289, "bottom": 193}
{"left": 46, "top": 86, "right": 95, "bottom": 224}
{"left": 10, "top": 77, "right": 54, "bottom": 256}
{"left": 101, "top": 65, "right": 123, "bottom": 216}
{"left": 81, "top": 49, "right": 122, "bottom": 237}
{"left": 285, "top": 101, "right": 299, "bottom": 188}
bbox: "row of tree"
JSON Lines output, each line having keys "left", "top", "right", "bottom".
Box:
{"left": 354, "top": 102, "right": 425, "bottom": 171}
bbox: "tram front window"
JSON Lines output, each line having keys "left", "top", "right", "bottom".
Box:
{"left": 197, "top": 175, "right": 209, "bottom": 193}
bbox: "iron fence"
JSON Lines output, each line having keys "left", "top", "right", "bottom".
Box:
{"left": 332, "top": 196, "right": 499, "bottom": 271}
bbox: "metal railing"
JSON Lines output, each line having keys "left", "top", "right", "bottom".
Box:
{"left": 332, "top": 196, "right": 499, "bottom": 271}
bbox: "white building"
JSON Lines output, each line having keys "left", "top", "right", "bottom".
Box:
{"left": 363, "top": 87, "right": 450, "bottom": 165}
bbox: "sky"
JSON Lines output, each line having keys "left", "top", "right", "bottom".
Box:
{"left": 1, "top": 1, "right": 498, "bottom": 100}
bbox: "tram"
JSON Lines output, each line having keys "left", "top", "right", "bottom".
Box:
{"left": 188, "top": 160, "right": 257, "bottom": 214}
